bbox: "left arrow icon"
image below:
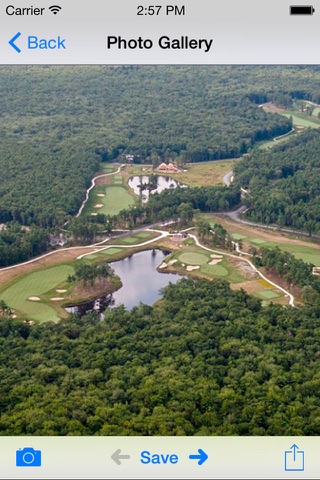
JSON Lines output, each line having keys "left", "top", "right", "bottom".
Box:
{"left": 9, "top": 32, "right": 22, "bottom": 53}
{"left": 111, "top": 449, "right": 131, "bottom": 466}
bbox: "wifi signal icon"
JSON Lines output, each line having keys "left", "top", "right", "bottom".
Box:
{"left": 49, "top": 5, "right": 62, "bottom": 15}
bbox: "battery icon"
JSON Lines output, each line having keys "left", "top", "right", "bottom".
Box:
{"left": 290, "top": 5, "right": 315, "bottom": 14}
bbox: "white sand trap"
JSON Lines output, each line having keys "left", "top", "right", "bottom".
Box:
{"left": 97, "top": 193, "right": 105, "bottom": 197}
{"left": 158, "top": 262, "right": 168, "bottom": 269}
{"left": 91, "top": 212, "right": 98, "bottom": 216}
{"left": 168, "top": 259, "right": 177, "bottom": 265}
{"left": 94, "top": 203, "right": 104, "bottom": 208}
{"left": 56, "top": 289, "right": 67, "bottom": 293}
{"left": 209, "top": 259, "right": 222, "bottom": 265}
{"left": 50, "top": 297, "right": 65, "bottom": 301}
{"left": 186, "top": 265, "right": 200, "bottom": 271}
{"left": 12, "top": 315, "right": 17, "bottom": 319}
{"left": 28, "top": 296, "right": 40, "bottom": 301}
{"left": 210, "top": 254, "right": 223, "bottom": 259}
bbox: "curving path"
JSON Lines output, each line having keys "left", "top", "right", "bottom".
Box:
{"left": 0, "top": 227, "right": 295, "bottom": 307}
{"left": 74, "top": 163, "right": 125, "bottom": 218}
{"left": 188, "top": 233, "right": 295, "bottom": 307}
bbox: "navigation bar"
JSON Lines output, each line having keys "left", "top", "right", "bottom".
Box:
{"left": 1, "top": 0, "right": 320, "bottom": 64}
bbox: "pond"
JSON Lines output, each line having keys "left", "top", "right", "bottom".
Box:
{"left": 128, "top": 175, "right": 186, "bottom": 202}
{"left": 65, "top": 249, "right": 183, "bottom": 316}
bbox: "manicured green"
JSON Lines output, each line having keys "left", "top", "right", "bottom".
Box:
{"left": 83, "top": 185, "right": 136, "bottom": 216}
{"left": 263, "top": 242, "right": 320, "bottom": 266}
{"left": 0, "top": 265, "right": 74, "bottom": 322}
{"left": 121, "top": 237, "right": 140, "bottom": 244}
{"left": 206, "top": 265, "right": 228, "bottom": 276}
{"left": 84, "top": 247, "right": 124, "bottom": 260}
{"left": 231, "top": 233, "right": 247, "bottom": 240}
{"left": 282, "top": 112, "right": 320, "bottom": 128}
{"left": 258, "top": 290, "right": 281, "bottom": 299}
{"left": 179, "top": 252, "right": 209, "bottom": 265}
{"left": 135, "top": 232, "right": 152, "bottom": 239}
{"left": 249, "top": 238, "right": 267, "bottom": 245}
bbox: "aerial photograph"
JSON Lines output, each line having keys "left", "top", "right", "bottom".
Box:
{"left": 0, "top": 65, "right": 320, "bottom": 435}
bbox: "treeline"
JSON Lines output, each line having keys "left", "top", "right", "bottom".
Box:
{"left": 1, "top": 277, "right": 320, "bottom": 435}
{"left": 234, "top": 129, "right": 320, "bottom": 234}
{"left": 253, "top": 246, "right": 317, "bottom": 289}
{"left": 0, "top": 65, "right": 299, "bottom": 235}
{"left": 0, "top": 222, "right": 49, "bottom": 267}
{"left": 70, "top": 185, "right": 241, "bottom": 236}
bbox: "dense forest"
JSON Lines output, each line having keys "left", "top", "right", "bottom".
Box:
{"left": 1, "top": 277, "right": 320, "bottom": 435}
{"left": 1, "top": 65, "right": 320, "bottom": 255}
{"left": 234, "top": 129, "right": 320, "bottom": 233}
{"left": 3, "top": 64, "right": 319, "bottom": 230}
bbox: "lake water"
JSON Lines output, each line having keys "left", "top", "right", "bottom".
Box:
{"left": 128, "top": 175, "right": 186, "bottom": 202}
{"left": 65, "top": 249, "right": 183, "bottom": 315}
{"left": 111, "top": 249, "right": 182, "bottom": 309}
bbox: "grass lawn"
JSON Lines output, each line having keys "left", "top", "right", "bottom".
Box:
{"left": 169, "top": 160, "right": 236, "bottom": 187}
{"left": 120, "top": 237, "right": 140, "bottom": 244}
{"left": 135, "top": 232, "right": 152, "bottom": 239}
{"left": 179, "top": 252, "right": 209, "bottom": 265}
{"left": 167, "top": 247, "right": 246, "bottom": 283}
{"left": 262, "top": 242, "right": 320, "bottom": 265}
{"left": 249, "top": 237, "right": 267, "bottom": 245}
{"left": 0, "top": 265, "right": 74, "bottom": 323}
{"left": 258, "top": 290, "right": 281, "bottom": 299}
{"left": 231, "top": 233, "right": 247, "bottom": 240}
{"left": 84, "top": 247, "right": 124, "bottom": 260}
{"left": 83, "top": 185, "right": 136, "bottom": 216}
{"left": 98, "top": 163, "right": 118, "bottom": 173}
{"left": 282, "top": 112, "right": 320, "bottom": 128}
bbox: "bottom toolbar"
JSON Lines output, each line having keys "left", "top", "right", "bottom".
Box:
{"left": 0, "top": 436, "right": 318, "bottom": 479}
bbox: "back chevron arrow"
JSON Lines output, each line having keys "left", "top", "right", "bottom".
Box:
{"left": 9, "top": 32, "right": 22, "bottom": 53}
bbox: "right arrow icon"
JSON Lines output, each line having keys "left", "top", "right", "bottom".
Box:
{"left": 189, "top": 448, "right": 208, "bottom": 466}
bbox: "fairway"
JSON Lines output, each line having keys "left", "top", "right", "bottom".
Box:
{"left": 179, "top": 252, "right": 209, "bottom": 265}
{"left": 282, "top": 112, "right": 320, "bottom": 128}
{"left": 84, "top": 185, "right": 136, "bottom": 216}
{"left": 85, "top": 247, "right": 124, "bottom": 260}
{"left": 258, "top": 290, "right": 280, "bottom": 299}
{"left": 0, "top": 265, "right": 74, "bottom": 322}
{"left": 135, "top": 232, "right": 152, "bottom": 239}
{"left": 231, "top": 233, "right": 247, "bottom": 240}
{"left": 206, "top": 265, "right": 228, "bottom": 276}
{"left": 264, "top": 242, "right": 320, "bottom": 266}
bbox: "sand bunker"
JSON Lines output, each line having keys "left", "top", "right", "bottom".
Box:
{"left": 158, "top": 262, "right": 168, "bottom": 269}
{"left": 50, "top": 297, "right": 65, "bottom": 301}
{"left": 186, "top": 265, "right": 200, "bottom": 271}
{"left": 94, "top": 203, "right": 104, "bottom": 208}
{"left": 56, "top": 289, "right": 67, "bottom": 293}
{"left": 168, "top": 259, "right": 177, "bottom": 265}
{"left": 97, "top": 194, "right": 105, "bottom": 197}
{"left": 209, "top": 259, "right": 222, "bottom": 265}
{"left": 28, "top": 296, "right": 40, "bottom": 301}
{"left": 91, "top": 212, "right": 98, "bottom": 216}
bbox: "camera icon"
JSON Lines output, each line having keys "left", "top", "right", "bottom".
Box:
{"left": 16, "top": 447, "right": 42, "bottom": 467}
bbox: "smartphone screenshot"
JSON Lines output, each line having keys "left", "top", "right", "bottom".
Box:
{"left": 0, "top": 1, "right": 319, "bottom": 478}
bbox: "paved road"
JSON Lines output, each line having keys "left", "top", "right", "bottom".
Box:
{"left": 217, "top": 206, "right": 320, "bottom": 241}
